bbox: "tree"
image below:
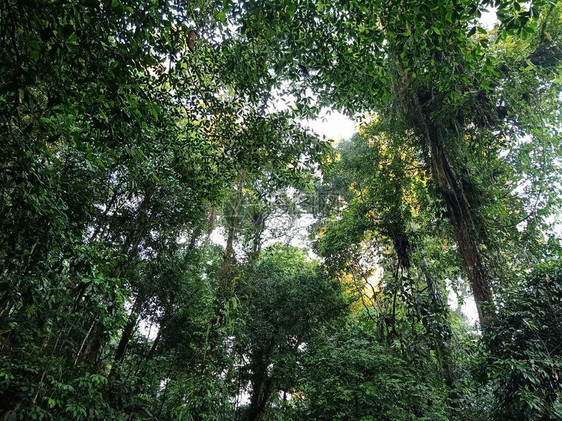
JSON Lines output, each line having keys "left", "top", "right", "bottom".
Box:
{"left": 235, "top": 245, "right": 345, "bottom": 421}
{"left": 0, "top": 0, "right": 328, "bottom": 418}
{"left": 229, "top": 0, "right": 562, "bottom": 325}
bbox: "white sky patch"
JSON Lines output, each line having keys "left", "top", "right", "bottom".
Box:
{"left": 447, "top": 283, "right": 479, "bottom": 328}
{"left": 210, "top": 227, "right": 227, "bottom": 248}
{"left": 302, "top": 109, "right": 356, "bottom": 141}
{"left": 267, "top": 82, "right": 356, "bottom": 142}
{"left": 138, "top": 318, "right": 160, "bottom": 340}
{"left": 479, "top": 7, "right": 498, "bottom": 29}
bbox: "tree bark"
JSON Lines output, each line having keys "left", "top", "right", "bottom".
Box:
{"left": 429, "top": 136, "right": 493, "bottom": 325}
{"left": 248, "top": 365, "right": 274, "bottom": 421}
{"left": 247, "top": 338, "right": 276, "bottom": 421}
{"left": 113, "top": 296, "right": 142, "bottom": 364}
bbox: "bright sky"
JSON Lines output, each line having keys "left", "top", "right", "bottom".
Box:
{"left": 303, "top": 109, "right": 357, "bottom": 141}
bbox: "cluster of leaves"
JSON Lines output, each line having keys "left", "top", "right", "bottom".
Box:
{"left": 299, "top": 324, "right": 450, "bottom": 421}
{"left": 481, "top": 257, "right": 562, "bottom": 420}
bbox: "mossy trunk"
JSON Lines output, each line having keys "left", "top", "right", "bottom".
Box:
{"left": 429, "top": 136, "right": 493, "bottom": 325}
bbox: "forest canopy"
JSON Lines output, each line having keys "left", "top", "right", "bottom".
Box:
{"left": 1, "top": 0, "right": 561, "bottom": 420}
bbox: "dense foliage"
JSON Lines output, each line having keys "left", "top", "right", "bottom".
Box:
{"left": 1, "top": 0, "right": 561, "bottom": 420}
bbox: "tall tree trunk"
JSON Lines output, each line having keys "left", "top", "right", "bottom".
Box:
{"left": 194, "top": 180, "right": 245, "bottom": 421}
{"left": 399, "top": 67, "right": 495, "bottom": 326}
{"left": 247, "top": 338, "right": 276, "bottom": 421}
{"left": 78, "top": 193, "right": 153, "bottom": 367}
{"left": 113, "top": 296, "right": 142, "bottom": 365}
{"left": 248, "top": 375, "right": 273, "bottom": 421}
{"left": 248, "top": 362, "right": 274, "bottom": 421}
{"left": 76, "top": 321, "right": 104, "bottom": 366}
{"left": 429, "top": 136, "right": 493, "bottom": 325}
{"left": 216, "top": 178, "right": 244, "bottom": 320}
